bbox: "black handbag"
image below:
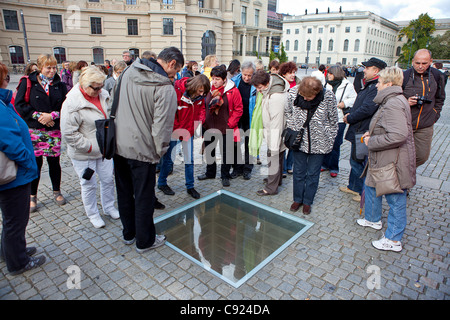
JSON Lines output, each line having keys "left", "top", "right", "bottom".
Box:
{"left": 95, "top": 71, "right": 124, "bottom": 160}
{"left": 283, "top": 103, "right": 317, "bottom": 150}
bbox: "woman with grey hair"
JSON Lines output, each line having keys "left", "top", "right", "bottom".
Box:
{"left": 321, "top": 65, "right": 357, "bottom": 177}
{"left": 61, "top": 66, "right": 120, "bottom": 229}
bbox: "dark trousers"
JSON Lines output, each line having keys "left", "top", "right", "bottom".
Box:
{"left": 232, "top": 134, "right": 254, "bottom": 174}
{"left": 265, "top": 150, "right": 285, "bottom": 194}
{"left": 322, "top": 122, "right": 346, "bottom": 173}
{"left": 113, "top": 154, "right": 156, "bottom": 250}
{"left": 293, "top": 151, "right": 324, "bottom": 205}
{"left": 0, "top": 183, "right": 31, "bottom": 272}
{"left": 203, "top": 133, "right": 233, "bottom": 179}
{"left": 32, "top": 156, "right": 61, "bottom": 195}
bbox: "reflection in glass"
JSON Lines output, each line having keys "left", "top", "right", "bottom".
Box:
{"left": 155, "top": 191, "right": 313, "bottom": 287}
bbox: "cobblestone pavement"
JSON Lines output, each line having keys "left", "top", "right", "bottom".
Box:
{"left": 1, "top": 73, "right": 448, "bottom": 301}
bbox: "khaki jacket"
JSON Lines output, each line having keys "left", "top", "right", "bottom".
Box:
{"left": 365, "top": 86, "right": 416, "bottom": 189}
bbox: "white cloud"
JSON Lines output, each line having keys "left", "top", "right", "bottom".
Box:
{"left": 277, "top": 0, "right": 449, "bottom": 21}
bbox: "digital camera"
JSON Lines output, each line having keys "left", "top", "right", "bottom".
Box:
{"left": 415, "top": 95, "right": 432, "bottom": 106}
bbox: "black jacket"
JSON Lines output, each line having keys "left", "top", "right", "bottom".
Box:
{"left": 345, "top": 77, "right": 379, "bottom": 143}
{"left": 14, "top": 71, "right": 67, "bottom": 130}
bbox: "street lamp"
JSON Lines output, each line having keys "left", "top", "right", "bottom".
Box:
{"left": 408, "top": 28, "right": 415, "bottom": 68}
{"left": 306, "top": 39, "right": 311, "bottom": 74}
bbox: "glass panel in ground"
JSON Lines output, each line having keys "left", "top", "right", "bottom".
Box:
{"left": 155, "top": 193, "right": 307, "bottom": 284}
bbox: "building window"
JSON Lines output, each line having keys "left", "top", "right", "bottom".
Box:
{"left": 89, "top": 0, "right": 100, "bottom": 2}
{"left": 3, "top": 9, "right": 19, "bottom": 31}
{"left": 253, "top": 36, "right": 257, "bottom": 52}
{"left": 90, "top": 17, "right": 102, "bottom": 34}
{"left": 127, "top": 19, "right": 138, "bottom": 35}
{"left": 294, "top": 40, "right": 298, "bottom": 51}
{"left": 354, "top": 39, "right": 360, "bottom": 52}
{"left": 345, "top": 26, "right": 350, "bottom": 33}
{"left": 163, "top": 18, "right": 173, "bottom": 35}
{"left": 295, "top": 29, "right": 299, "bottom": 34}
{"left": 318, "top": 27, "right": 323, "bottom": 34}
{"left": 343, "top": 39, "right": 349, "bottom": 52}
{"left": 353, "top": 58, "right": 358, "bottom": 65}
{"left": 241, "top": 6, "right": 247, "bottom": 25}
{"left": 198, "top": 0, "right": 204, "bottom": 8}
{"left": 286, "top": 40, "right": 290, "bottom": 51}
{"left": 162, "top": 0, "right": 173, "bottom": 3}
{"left": 328, "top": 39, "right": 334, "bottom": 51}
{"left": 9, "top": 46, "right": 24, "bottom": 64}
{"left": 126, "top": 0, "right": 137, "bottom": 4}
{"left": 50, "top": 14, "right": 63, "bottom": 33}
{"left": 254, "top": 9, "right": 259, "bottom": 27}
{"left": 53, "top": 47, "right": 66, "bottom": 64}
{"left": 93, "top": 47, "right": 104, "bottom": 64}
{"left": 317, "top": 39, "right": 322, "bottom": 52}
{"left": 356, "top": 26, "right": 362, "bottom": 33}
{"left": 129, "top": 48, "right": 139, "bottom": 60}
{"left": 327, "top": 57, "right": 331, "bottom": 64}
{"left": 307, "top": 28, "right": 312, "bottom": 34}
{"left": 330, "top": 26, "right": 335, "bottom": 33}
{"left": 306, "top": 39, "right": 311, "bottom": 51}
{"left": 396, "top": 46, "right": 401, "bottom": 56}
{"left": 286, "top": 29, "right": 290, "bottom": 35}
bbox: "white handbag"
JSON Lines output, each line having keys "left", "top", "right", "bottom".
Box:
{"left": 0, "top": 151, "right": 18, "bottom": 185}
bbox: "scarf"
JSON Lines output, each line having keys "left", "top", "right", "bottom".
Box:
{"left": 362, "top": 75, "right": 379, "bottom": 87}
{"left": 294, "top": 88, "right": 325, "bottom": 110}
{"left": 327, "top": 79, "right": 342, "bottom": 94}
{"left": 39, "top": 74, "right": 54, "bottom": 95}
{"left": 248, "top": 92, "right": 264, "bottom": 157}
{"left": 208, "top": 85, "right": 224, "bottom": 115}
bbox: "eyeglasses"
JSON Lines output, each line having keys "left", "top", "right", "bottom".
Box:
{"left": 89, "top": 85, "right": 103, "bottom": 91}
{"left": 4, "top": 74, "right": 10, "bottom": 83}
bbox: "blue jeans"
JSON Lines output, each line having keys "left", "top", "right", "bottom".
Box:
{"left": 322, "top": 122, "right": 346, "bottom": 173}
{"left": 363, "top": 185, "right": 407, "bottom": 241}
{"left": 158, "top": 138, "right": 194, "bottom": 189}
{"left": 292, "top": 151, "right": 324, "bottom": 205}
{"left": 283, "top": 150, "right": 294, "bottom": 173}
{"left": 347, "top": 142, "right": 366, "bottom": 194}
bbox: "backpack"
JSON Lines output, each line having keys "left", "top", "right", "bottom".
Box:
{"left": 11, "top": 75, "right": 32, "bottom": 117}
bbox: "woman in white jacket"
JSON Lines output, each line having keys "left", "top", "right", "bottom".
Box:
{"left": 321, "top": 65, "right": 357, "bottom": 177}
{"left": 61, "top": 66, "right": 120, "bottom": 228}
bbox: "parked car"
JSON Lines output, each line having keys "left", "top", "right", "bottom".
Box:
{"left": 300, "top": 64, "right": 308, "bottom": 69}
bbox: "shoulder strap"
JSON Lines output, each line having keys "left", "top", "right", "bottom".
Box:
{"left": 16, "top": 76, "right": 31, "bottom": 104}
{"left": 109, "top": 67, "right": 127, "bottom": 118}
{"left": 339, "top": 83, "right": 348, "bottom": 103}
{"left": 402, "top": 69, "right": 412, "bottom": 90}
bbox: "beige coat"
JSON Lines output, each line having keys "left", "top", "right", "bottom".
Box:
{"left": 61, "top": 84, "right": 110, "bottom": 161}
{"left": 365, "top": 86, "right": 416, "bottom": 189}
{"left": 260, "top": 74, "right": 289, "bottom": 154}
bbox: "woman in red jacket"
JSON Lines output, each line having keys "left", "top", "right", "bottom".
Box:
{"left": 197, "top": 66, "right": 243, "bottom": 187}
{"left": 157, "top": 74, "right": 210, "bottom": 199}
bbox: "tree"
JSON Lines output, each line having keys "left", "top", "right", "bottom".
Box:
{"left": 397, "top": 13, "right": 436, "bottom": 67}
{"left": 269, "top": 43, "right": 288, "bottom": 63}
{"left": 428, "top": 30, "right": 450, "bottom": 60}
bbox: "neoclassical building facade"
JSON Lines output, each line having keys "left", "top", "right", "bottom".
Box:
{"left": 1, "top": 0, "right": 280, "bottom": 68}
{"left": 283, "top": 10, "right": 400, "bottom": 67}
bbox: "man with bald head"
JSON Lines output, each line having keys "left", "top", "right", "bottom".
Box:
{"left": 403, "top": 49, "right": 446, "bottom": 167}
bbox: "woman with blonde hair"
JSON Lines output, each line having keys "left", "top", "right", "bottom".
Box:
{"left": 357, "top": 66, "right": 416, "bottom": 252}
{"left": 61, "top": 66, "right": 120, "bottom": 228}
{"left": 14, "top": 54, "right": 68, "bottom": 212}
{"left": 202, "top": 55, "right": 219, "bottom": 80}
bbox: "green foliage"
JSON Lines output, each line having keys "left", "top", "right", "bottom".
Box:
{"left": 397, "top": 13, "right": 436, "bottom": 66}
{"left": 269, "top": 43, "right": 288, "bottom": 63}
{"left": 428, "top": 30, "right": 450, "bottom": 60}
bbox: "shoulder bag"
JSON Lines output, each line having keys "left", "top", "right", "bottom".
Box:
{"left": 283, "top": 104, "right": 318, "bottom": 150}
{"left": 0, "top": 151, "right": 18, "bottom": 185}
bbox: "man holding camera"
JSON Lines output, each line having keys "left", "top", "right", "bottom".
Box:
{"left": 403, "top": 49, "right": 446, "bottom": 167}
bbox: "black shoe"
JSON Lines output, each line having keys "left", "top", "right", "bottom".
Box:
{"left": 230, "top": 171, "right": 242, "bottom": 179}
{"left": 158, "top": 185, "right": 175, "bottom": 196}
{"left": 222, "top": 178, "right": 230, "bottom": 187}
{"left": 1, "top": 246, "right": 36, "bottom": 261}
{"left": 243, "top": 172, "right": 251, "bottom": 180}
{"left": 10, "top": 255, "right": 46, "bottom": 276}
{"left": 198, "top": 174, "right": 215, "bottom": 181}
{"left": 154, "top": 198, "right": 165, "bottom": 210}
{"left": 187, "top": 188, "right": 200, "bottom": 199}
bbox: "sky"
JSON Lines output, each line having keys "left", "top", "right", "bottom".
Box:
{"left": 277, "top": 0, "right": 450, "bottom": 22}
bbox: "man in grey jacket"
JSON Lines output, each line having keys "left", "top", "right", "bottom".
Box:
{"left": 112, "top": 47, "right": 184, "bottom": 253}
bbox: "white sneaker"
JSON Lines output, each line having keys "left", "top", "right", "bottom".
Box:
{"left": 372, "top": 236, "right": 402, "bottom": 252}
{"left": 90, "top": 216, "right": 105, "bottom": 229}
{"left": 136, "top": 235, "right": 167, "bottom": 253}
{"left": 105, "top": 208, "right": 120, "bottom": 220}
{"left": 356, "top": 218, "right": 382, "bottom": 230}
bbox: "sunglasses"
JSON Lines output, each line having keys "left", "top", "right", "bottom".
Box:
{"left": 89, "top": 85, "right": 103, "bottom": 91}
{"left": 4, "top": 74, "right": 10, "bottom": 83}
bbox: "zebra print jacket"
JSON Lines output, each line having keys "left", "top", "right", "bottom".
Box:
{"left": 285, "top": 89, "right": 339, "bottom": 154}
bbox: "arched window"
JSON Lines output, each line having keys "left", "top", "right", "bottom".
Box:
{"left": 92, "top": 47, "right": 104, "bottom": 64}
{"left": 317, "top": 39, "right": 322, "bottom": 52}
{"left": 306, "top": 39, "right": 311, "bottom": 51}
{"left": 343, "top": 39, "right": 349, "bottom": 52}
{"left": 294, "top": 40, "right": 298, "bottom": 51}
{"left": 354, "top": 39, "right": 360, "bottom": 52}
{"left": 129, "top": 48, "right": 139, "bottom": 60}
{"left": 201, "top": 30, "right": 216, "bottom": 60}
{"left": 286, "top": 40, "right": 290, "bottom": 51}
{"left": 396, "top": 46, "right": 401, "bottom": 56}
{"left": 9, "top": 45, "right": 24, "bottom": 64}
{"left": 53, "top": 47, "right": 66, "bottom": 64}
{"left": 328, "top": 39, "right": 334, "bottom": 51}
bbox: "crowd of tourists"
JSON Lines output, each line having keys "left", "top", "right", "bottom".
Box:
{"left": 0, "top": 46, "right": 446, "bottom": 276}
